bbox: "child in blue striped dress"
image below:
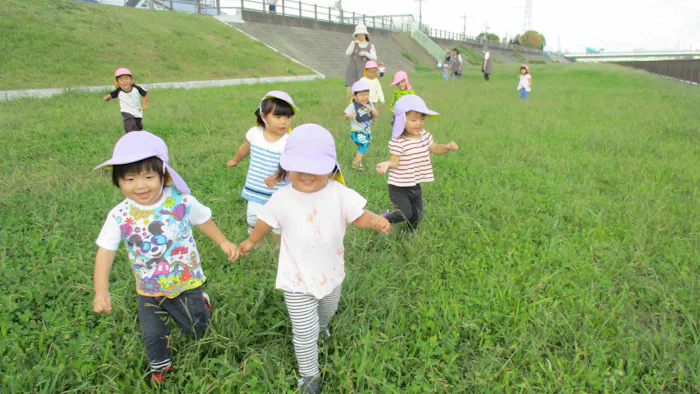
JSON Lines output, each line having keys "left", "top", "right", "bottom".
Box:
{"left": 226, "top": 91, "right": 299, "bottom": 239}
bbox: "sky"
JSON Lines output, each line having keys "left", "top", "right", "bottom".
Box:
{"left": 273, "top": 0, "right": 700, "bottom": 53}
{"left": 102, "top": 0, "right": 700, "bottom": 53}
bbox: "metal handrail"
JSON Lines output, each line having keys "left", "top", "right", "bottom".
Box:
{"left": 408, "top": 23, "right": 443, "bottom": 62}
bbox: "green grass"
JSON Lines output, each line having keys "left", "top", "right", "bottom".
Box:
{"left": 401, "top": 50, "right": 417, "bottom": 64}
{"left": 2, "top": 63, "right": 700, "bottom": 392}
{"left": 458, "top": 46, "right": 483, "bottom": 66}
{"left": 0, "top": 0, "right": 311, "bottom": 90}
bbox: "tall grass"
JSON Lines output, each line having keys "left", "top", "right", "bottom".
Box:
{"left": 1, "top": 63, "right": 700, "bottom": 392}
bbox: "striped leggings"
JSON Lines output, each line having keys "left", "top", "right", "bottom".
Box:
{"left": 283, "top": 285, "right": 342, "bottom": 377}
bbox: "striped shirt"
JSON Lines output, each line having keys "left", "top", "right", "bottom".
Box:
{"left": 388, "top": 130, "right": 434, "bottom": 187}
{"left": 241, "top": 126, "right": 288, "bottom": 205}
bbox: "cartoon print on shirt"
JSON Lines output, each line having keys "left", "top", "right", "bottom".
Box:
{"left": 127, "top": 221, "right": 173, "bottom": 279}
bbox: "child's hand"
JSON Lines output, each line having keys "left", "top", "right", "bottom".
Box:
{"left": 376, "top": 161, "right": 391, "bottom": 175}
{"left": 93, "top": 291, "right": 112, "bottom": 313}
{"left": 359, "top": 51, "right": 367, "bottom": 57}
{"left": 447, "top": 142, "right": 459, "bottom": 151}
{"left": 372, "top": 215, "right": 392, "bottom": 233}
{"left": 238, "top": 239, "right": 257, "bottom": 256}
{"left": 141, "top": 105, "right": 147, "bottom": 111}
{"left": 103, "top": 94, "right": 111, "bottom": 101}
{"left": 263, "top": 175, "right": 277, "bottom": 188}
{"left": 226, "top": 159, "right": 239, "bottom": 168}
{"left": 219, "top": 241, "right": 239, "bottom": 261}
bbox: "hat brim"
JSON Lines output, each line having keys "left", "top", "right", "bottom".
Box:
{"left": 391, "top": 112, "right": 439, "bottom": 139}
{"left": 280, "top": 153, "right": 336, "bottom": 175}
{"left": 261, "top": 94, "right": 300, "bottom": 112}
{"left": 93, "top": 150, "right": 161, "bottom": 170}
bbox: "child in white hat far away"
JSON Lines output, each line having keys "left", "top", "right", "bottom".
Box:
{"left": 238, "top": 124, "right": 391, "bottom": 394}
{"left": 376, "top": 95, "right": 459, "bottom": 233}
{"left": 92, "top": 131, "right": 238, "bottom": 387}
{"left": 344, "top": 80, "right": 379, "bottom": 171}
{"left": 226, "top": 91, "right": 299, "bottom": 241}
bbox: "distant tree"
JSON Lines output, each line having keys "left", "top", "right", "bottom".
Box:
{"left": 519, "top": 30, "right": 546, "bottom": 49}
{"left": 476, "top": 32, "right": 500, "bottom": 42}
{"left": 510, "top": 34, "right": 521, "bottom": 45}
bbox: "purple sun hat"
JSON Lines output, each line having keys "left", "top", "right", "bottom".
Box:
{"left": 392, "top": 94, "right": 439, "bottom": 139}
{"left": 352, "top": 80, "right": 370, "bottom": 94}
{"left": 280, "top": 124, "right": 339, "bottom": 176}
{"left": 94, "top": 131, "right": 191, "bottom": 195}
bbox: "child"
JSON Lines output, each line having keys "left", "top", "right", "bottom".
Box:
{"left": 226, "top": 91, "right": 298, "bottom": 237}
{"left": 442, "top": 62, "right": 450, "bottom": 81}
{"left": 376, "top": 95, "right": 459, "bottom": 232}
{"left": 92, "top": 131, "right": 239, "bottom": 387}
{"left": 359, "top": 60, "right": 385, "bottom": 106}
{"left": 517, "top": 64, "right": 532, "bottom": 99}
{"left": 390, "top": 71, "right": 415, "bottom": 113}
{"left": 238, "top": 124, "right": 391, "bottom": 394}
{"left": 103, "top": 68, "right": 149, "bottom": 133}
{"left": 378, "top": 62, "right": 387, "bottom": 78}
{"left": 344, "top": 80, "right": 379, "bottom": 171}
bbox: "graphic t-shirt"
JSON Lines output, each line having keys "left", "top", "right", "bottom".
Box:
{"left": 257, "top": 181, "right": 367, "bottom": 299}
{"left": 344, "top": 101, "right": 375, "bottom": 132}
{"left": 241, "top": 126, "right": 288, "bottom": 205}
{"left": 96, "top": 187, "right": 212, "bottom": 298}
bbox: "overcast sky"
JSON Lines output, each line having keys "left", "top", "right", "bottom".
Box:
{"left": 106, "top": 0, "right": 700, "bottom": 52}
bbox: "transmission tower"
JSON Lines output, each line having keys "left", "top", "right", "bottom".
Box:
{"left": 522, "top": 0, "right": 532, "bottom": 33}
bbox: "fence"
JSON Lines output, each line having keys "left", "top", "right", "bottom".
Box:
{"left": 408, "top": 24, "right": 445, "bottom": 62}
{"left": 616, "top": 60, "right": 700, "bottom": 85}
{"left": 426, "top": 28, "right": 542, "bottom": 55}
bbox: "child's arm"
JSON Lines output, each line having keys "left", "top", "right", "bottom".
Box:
{"left": 353, "top": 210, "right": 391, "bottom": 233}
{"left": 141, "top": 93, "right": 149, "bottom": 111}
{"left": 365, "top": 103, "right": 379, "bottom": 118}
{"left": 104, "top": 88, "right": 120, "bottom": 102}
{"left": 429, "top": 141, "right": 459, "bottom": 154}
{"left": 195, "top": 220, "right": 239, "bottom": 261}
{"left": 376, "top": 154, "right": 400, "bottom": 174}
{"left": 239, "top": 220, "right": 273, "bottom": 256}
{"left": 529, "top": 75, "right": 533, "bottom": 87}
{"left": 226, "top": 140, "right": 251, "bottom": 167}
{"left": 93, "top": 247, "right": 117, "bottom": 313}
{"left": 344, "top": 112, "right": 355, "bottom": 120}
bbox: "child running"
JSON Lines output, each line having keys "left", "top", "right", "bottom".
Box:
{"left": 517, "top": 64, "right": 533, "bottom": 99}
{"left": 103, "top": 68, "right": 149, "bottom": 133}
{"left": 359, "top": 60, "right": 385, "bottom": 107}
{"left": 226, "top": 91, "right": 298, "bottom": 239}
{"left": 92, "top": 131, "right": 238, "bottom": 387}
{"left": 238, "top": 124, "right": 391, "bottom": 394}
{"left": 389, "top": 71, "right": 415, "bottom": 114}
{"left": 344, "top": 80, "right": 378, "bottom": 171}
{"left": 376, "top": 95, "right": 459, "bottom": 232}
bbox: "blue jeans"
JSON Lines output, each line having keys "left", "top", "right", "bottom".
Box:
{"left": 519, "top": 88, "right": 529, "bottom": 99}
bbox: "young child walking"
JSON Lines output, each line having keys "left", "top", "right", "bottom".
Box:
{"left": 103, "top": 68, "right": 149, "bottom": 133}
{"left": 517, "top": 64, "right": 533, "bottom": 99}
{"left": 92, "top": 131, "right": 239, "bottom": 386}
{"left": 238, "top": 124, "right": 391, "bottom": 394}
{"left": 359, "top": 60, "right": 385, "bottom": 106}
{"left": 344, "top": 80, "right": 379, "bottom": 171}
{"left": 378, "top": 62, "right": 387, "bottom": 78}
{"left": 376, "top": 95, "right": 459, "bottom": 232}
{"left": 226, "top": 91, "right": 298, "bottom": 237}
{"left": 389, "top": 71, "right": 415, "bottom": 113}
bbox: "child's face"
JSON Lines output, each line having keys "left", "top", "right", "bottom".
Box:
{"left": 398, "top": 80, "right": 407, "bottom": 90}
{"left": 117, "top": 75, "right": 133, "bottom": 90}
{"left": 354, "top": 91, "right": 370, "bottom": 104}
{"left": 289, "top": 171, "right": 330, "bottom": 193}
{"left": 520, "top": 68, "right": 527, "bottom": 75}
{"left": 264, "top": 112, "right": 292, "bottom": 136}
{"left": 366, "top": 68, "right": 378, "bottom": 79}
{"left": 404, "top": 111, "right": 426, "bottom": 138}
{"left": 118, "top": 169, "right": 164, "bottom": 205}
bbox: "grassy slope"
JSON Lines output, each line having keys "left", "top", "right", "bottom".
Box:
{"left": 1, "top": 64, "right": 700, "bottom": 392}
{"left": 0, "top": 0, "right": 311, "bottom": 90}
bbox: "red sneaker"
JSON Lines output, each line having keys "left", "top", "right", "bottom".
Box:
{"left": 202, "top": 292, "right": 211, "bottom": 313}
{"left": 147, "top": 366, "right": 174, "bottom": 387}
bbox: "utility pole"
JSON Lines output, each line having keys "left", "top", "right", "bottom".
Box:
{"left": 415, "top": 0, "right": 424, "bottom": 29}
{"left": 461, "top": 14, "right": 469, "bottom": 40}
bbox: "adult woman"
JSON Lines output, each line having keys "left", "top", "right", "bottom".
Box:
{"left": 345, "top": 24, "right": 377, "bottom": 98}
{"left": 482, "top": 46, "right": 493, "bottom": 82}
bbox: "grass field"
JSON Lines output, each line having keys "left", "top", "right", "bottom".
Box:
{"left": 0, "top": 0, "right": 311, "bottom": 91}
{"left": 1, "top": 63, "right": 700, "bottom": 392}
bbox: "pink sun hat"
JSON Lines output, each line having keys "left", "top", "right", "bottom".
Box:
{"left": 280, "top": 124, "right": 339, "bottom": 176}
{"left": 392, "top": 95, "right": 439, "bottom": 139}
{"left": 114, "top": 68, "right": 131, "bottom": 78}
{"left": 364, "top": 60, "right": 378, "bottom": 69}
{"left": 521, "top": 64, "right": 530, "bottom": 71}
{"left": 94, "top": 131, "right": 191, "bottom": 195}
{"left": 390, "top": 70, "right": 412, "bottom": 90}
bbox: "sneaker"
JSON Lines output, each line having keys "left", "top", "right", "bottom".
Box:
{"left": 146, "top": 366, "right": 174, "bottom": 388}
{"left": 352, "top": 161, "right": 365, "bottom": 171}
{"left": 381, "top": 210, "right": 390, "bottom": 219}
{"left": 297, "top": 374, "right": 322, "bottom": 394}
{"left": 202, "top": 292, "right": 211, "bottom": 313}
{"left": 319, "top": 328, "right": 331, "bottom": 341}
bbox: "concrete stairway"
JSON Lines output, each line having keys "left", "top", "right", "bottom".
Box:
{"left": 390, "top": 32, "right": 436, "bottom": 65}
{"left": 229, "top": 21, "right": 416, "bottom": 78}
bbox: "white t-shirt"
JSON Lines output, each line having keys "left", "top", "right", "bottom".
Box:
{"left": 257, "top": 181, "right": 367, "bottom": 299}
{"left": 484, "top": 52, "right": 490, "bottom": 60}
{"left": 96, "top": 187, "right": 212, "bottom": 298}
{"left": 109, "top": 85, "right": 147, "bottom": 118}
{"left": 359, "top": 76, "right": 385, "bottom": 104}
{"left": 517, "top": 74, "right": 532, "bottom": 91}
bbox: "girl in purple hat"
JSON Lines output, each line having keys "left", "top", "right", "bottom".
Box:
{"left": 238, "top": 124, "right": 390, "bottom": 394}
{"left": 92, "top": 131, "right": 239, "bottom": 387}
{"left": 226, "top": 91, "right": 298, "bottom": 241}
{"left": 376, "top": 95, "right": 459, "bottom": 233}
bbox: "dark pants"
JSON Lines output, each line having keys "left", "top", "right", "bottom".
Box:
{"left": 122, "top": 112, "right": 143, "bottom": 133}
{"left": 386, "top": 184, "right": 423, "bottom": 231}
{"left": 483, "top": 73, "right": 490, "bottom": 81}
{"left": 138, "top": 287, "right": 210, "bottom": 370}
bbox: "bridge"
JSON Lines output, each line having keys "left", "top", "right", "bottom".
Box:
{"left": 565, "top": 51, "right": 700, "bottom": 63}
